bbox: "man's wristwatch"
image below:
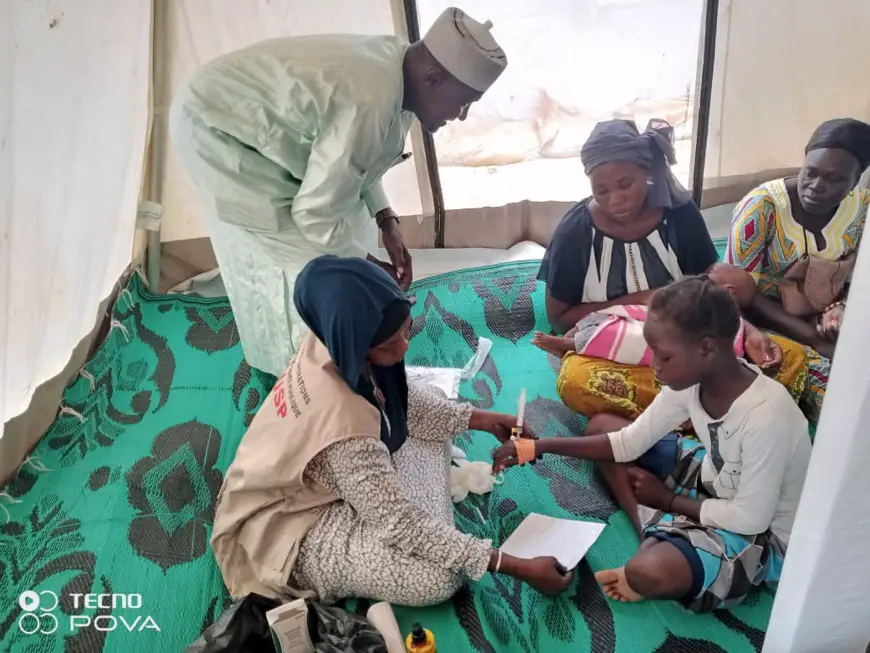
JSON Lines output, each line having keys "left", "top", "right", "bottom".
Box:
{"left": 375, "top": 210, "right": 399, "bottom": 230}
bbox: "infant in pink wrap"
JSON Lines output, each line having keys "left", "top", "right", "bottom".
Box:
{"left": 533, "top": 264, "right": 756, "bottom": 362}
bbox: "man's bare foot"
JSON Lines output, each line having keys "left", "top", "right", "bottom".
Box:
{"left": 595, "top": 568, "right": 645, "bottom": 603}
{"left": 531, "top": 332, "right": 573, "bottom": 357}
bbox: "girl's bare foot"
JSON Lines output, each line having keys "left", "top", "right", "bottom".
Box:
{"left": 531, "top": 332, "right": 573, "bottom": 357}
{"left": 595, "top": 568, "right": 645, "bottom": 603}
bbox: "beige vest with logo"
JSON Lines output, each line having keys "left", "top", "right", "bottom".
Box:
{"left": 211, "top": 333, "right": 381, "bottom": 599}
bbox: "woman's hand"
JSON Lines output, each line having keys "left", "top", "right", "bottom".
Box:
{"left": 626, "top": 467, "right": 673, "bottom": 512}
{"left": 470, "top": 410, "right": 535, "bottom": 444}
{"left": 743, "top": 328, "right": 782, "bottom": 376}
{"left": 817, "top": 303, "right": 845, "bottom": 342}
{"left": 492, "top": 440, "right": 518, "bottom": 473}
{"left": 506, "top": 556, "right": 574, "bottom": 597}
{"left": 474, "top": 411, "right": 542, "bottom": 471}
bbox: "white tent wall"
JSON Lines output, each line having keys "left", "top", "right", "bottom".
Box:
{"left": 702, "top": 0, "right": 870, "bottom": 205}
{"left": 0, "top": 0, "right": 152, "bottom": 483}
{"left": 762, "top": 236, "right": 870, "bottom": 652}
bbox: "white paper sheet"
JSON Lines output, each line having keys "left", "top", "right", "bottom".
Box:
{"left": 500, "top": 514, "right": 605, "bottom": 570}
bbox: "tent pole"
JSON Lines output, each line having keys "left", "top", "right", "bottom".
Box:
{"left": 690, "top": 0, "right": 719, "bottom": 206}
{"left": 146, "top": 233, "right": 161, "bottom": 291}
{"left": 146, "top": 0, "right": 167, "bottom": 290}
{"left": 402, "top": 0, "right": 447, "bottom": 248}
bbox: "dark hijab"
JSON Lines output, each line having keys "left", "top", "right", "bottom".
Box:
{"left": 580, "top": 118, "right": 692, "bottom": 209}
{"left": 294, "top": 255, "right": 412, "bottom": 453}
{"left": 806, "top": 118, "right": 870, "bottom": 173}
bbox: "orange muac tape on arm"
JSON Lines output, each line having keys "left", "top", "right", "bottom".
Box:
{"left": 515, "top": 437, "right": 537, "bottom": 465}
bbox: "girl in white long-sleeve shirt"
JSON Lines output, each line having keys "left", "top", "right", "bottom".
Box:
{"left": 493, "top": 275, "right": 812, "bottom": 613}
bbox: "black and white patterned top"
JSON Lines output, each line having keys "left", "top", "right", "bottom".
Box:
{"left": 538, "top": 198, "right": 719, "bottom": 305}
{"left": 290, "top": 385, "right": 491, "bottom": 604}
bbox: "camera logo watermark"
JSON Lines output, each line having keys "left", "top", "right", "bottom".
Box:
{"left": 18, "top": 590, "right": 160, "bottom": 634}
{"left": 18, "top": 591, "right": 59, "bottom": 635}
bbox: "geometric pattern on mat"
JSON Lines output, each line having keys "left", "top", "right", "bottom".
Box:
{"left": 0, "top": 259, "right": 771, "bottom": 652}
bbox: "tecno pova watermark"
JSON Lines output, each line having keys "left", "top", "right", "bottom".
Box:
{"left": 18, "top": 590, "right": 160, "bottom": 635}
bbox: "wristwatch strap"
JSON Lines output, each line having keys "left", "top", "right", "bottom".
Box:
{"left": 375, "top": 211, "right": 399, "bottom": 229}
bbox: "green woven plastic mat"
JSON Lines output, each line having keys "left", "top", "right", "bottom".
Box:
{"left": 0, "top": 275, "right": 275, "bottom": 652}
{"left": 1, "top": 254, "right": 772, "bottom": 652}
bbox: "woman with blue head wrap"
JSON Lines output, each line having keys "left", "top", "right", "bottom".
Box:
{"left": 210, "top": 255, "right": 573, "bottom": 606}
{"left": 293, "top": 254, "right": 413, "bottom": 454}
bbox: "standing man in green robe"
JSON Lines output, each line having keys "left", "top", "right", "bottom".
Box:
{"left": 171, "top": 7, "right": 508, "bottom": 376}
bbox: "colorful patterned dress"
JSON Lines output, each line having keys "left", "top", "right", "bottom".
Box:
{"left": 726, "top": 179, "right": 868, "bottom": 420}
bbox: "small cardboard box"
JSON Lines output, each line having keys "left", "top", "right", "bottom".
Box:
{"left": 266, "top": 599, "right": 315, "bottom": 653}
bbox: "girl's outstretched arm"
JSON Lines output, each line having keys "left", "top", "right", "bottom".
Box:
{"left": 537, "top": 435, "right": 617, "bottom": 460}
{"left": 493, "top": 434, "right": 616, "bottom": 471}
{"left": 492, "top": 388, "right": 689, "bottom": 471}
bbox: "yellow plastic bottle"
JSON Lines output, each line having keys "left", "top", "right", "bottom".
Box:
{"left": 405, "top": 622, "right": 436, "bottom": 653}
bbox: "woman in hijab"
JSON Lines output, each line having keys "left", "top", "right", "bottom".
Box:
{"left": 727, "top": 118, "right": 870, "bottom": 422}
{"left": 537, "top": 119, "right": 802, "bottom": 421}
{"left": 210, "top": 256, "right": 573, "bottom": 607}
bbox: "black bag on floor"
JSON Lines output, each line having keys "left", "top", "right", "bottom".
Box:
{"left": 309, "top": 603, "right": 387, "bottom": 652}
{"left": 185, "top": 593, "right": 387, "bottom": 653}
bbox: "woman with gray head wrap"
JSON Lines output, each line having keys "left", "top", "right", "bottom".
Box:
{"left": 535, "top": 117, "right": 737, "bottom": 425}
{"left": 580, "top": 119, "right": 692, "bottom": 210}
{"left": 538, "top": 118, "right": 717, "bottom": 334}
